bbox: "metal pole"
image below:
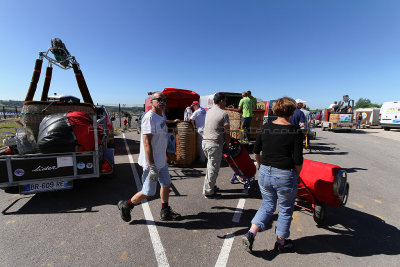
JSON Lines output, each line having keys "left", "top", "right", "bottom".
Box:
{"left": 119, "top": 104, "right": 122, "bottom": 127}
{"left": 15, "top": 106, "right": 18, "bottom": 118}
{"left": 3, "top": 106, "right": 6, "bottom": 119}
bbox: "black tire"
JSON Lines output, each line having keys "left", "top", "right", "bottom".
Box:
{"left": 322, "top": 127, "right": 326, "bottom": 131}
{"left": 384, "top": 127, "right": 390, "bottom": 131}
{"left": 3, "top": 186, "right": 19, "bottom": 194}
{"left": 313, "top": 203, "right": 326, "bottom": 226}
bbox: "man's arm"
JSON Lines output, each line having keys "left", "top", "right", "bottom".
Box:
{"left": 143, "top": 134, "right": 155, "bottom": 166}
{"left": 238, "top": 99, "right": 243, "bottom": 113}
{"left": 166, "top": 119, "right": 180, "bottom": 124}
{"left": 255, "top": 153, "right": 261, "bottom": 169}
{"left": 299, "top": 111, "right": 306, "bottom": 128}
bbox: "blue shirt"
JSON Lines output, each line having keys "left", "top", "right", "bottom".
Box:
{"left": 289, "top": 109, "right": 306, "bottom": 127}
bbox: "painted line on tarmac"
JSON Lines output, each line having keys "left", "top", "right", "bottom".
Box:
{"left": 123, "top": 133, "right": 170, "bottom": 267}
{"left": 215, "top": 198, "right": 246, "bottom": 267}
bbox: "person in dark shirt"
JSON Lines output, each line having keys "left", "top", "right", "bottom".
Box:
{"left": 289, "top": 99, "right": 306, "bottom": 127}
{"left": 242, "top": 96, "right": 303, "bottom": 254}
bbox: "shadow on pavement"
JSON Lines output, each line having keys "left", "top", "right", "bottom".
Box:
{"left": 131, "top": 206, "right": 260, "bottom": 232}
{"left": 309, "top": 142, "right": 349, "bottom": 155}
{"left": 1, "top": 137, "right": 144, "bottom": 215}
{"left": 293, "top": 206, "right": 400, "bottom": 257}
{"left": 1, "top": 161, "right": 141, "bottom": 215}
{"left": 342, "top": 167, "right": 368, "bottom": 173}
{"left": 249, "top": 206, "right": 400, "bottom": 260}
{"left": 114, "top": 137, "right": 140, "bottom": 155}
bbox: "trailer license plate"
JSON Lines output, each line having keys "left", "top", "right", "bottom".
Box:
{"left": 20, "top": 180, "right": 73, "bottom": 194}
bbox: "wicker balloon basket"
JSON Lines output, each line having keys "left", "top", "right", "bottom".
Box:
{"left": 224, "top": 108, "right": 264, "bottom": 141}
{"left": 21, "top": 101, "right": 96, "bottom": 139}
{"left": 167, "top": 121, "right": 197, "bottom": 167}
{"left": 224, "top": 109, "right": 244, "bottom": 142}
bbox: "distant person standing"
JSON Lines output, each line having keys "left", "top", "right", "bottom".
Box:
{"left": 289, "top": 99, "right": 306, "bottom": 128}
{"left": 357, "top": 113, "right": 362, "bottom": 129}
{"left": 238, "top": 92, "right": 253, "bottom": 142}
{"left": 117, "top": 92, "right": 181, "bottom": 222}
{"left": 123, "top": 118, "right": 128, "bottom": 130}
{"left": 202, "top": 92, "right": 230, "bottom": 198}
{"left": 300, "top": 104, "right": 311, "bottom": 130}
{"left": 190, "top": 101, "right": 207, "bottom": 162}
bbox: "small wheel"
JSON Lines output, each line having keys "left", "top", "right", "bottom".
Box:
{"left": 313, "top": 203, "right": 326, "bottom": 225}
{"left": 384, "top": 127, "right": 390, "bottom": 131}
{"left": 3, "top": 186, "right": 19, "bottom": 194}
{"left": 322, "top": 127, "right": 326, "bottom": 131}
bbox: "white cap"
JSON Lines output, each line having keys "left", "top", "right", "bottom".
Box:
{"left": 295, "top": 99, "right": 306, "bottom": 104}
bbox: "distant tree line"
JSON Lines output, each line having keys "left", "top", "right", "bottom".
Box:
{"left": 354, "top": 98, "right": 381, "bottom": 109}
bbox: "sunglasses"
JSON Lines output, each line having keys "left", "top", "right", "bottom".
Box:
{"left": 152, "top": 98, "right": 167, "bottom": 103}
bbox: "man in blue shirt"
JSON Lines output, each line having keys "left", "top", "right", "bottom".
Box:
{"left": 289, "top": 99, "right": 306, "bottom": 128}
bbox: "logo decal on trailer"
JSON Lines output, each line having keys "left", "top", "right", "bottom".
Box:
{"left": 14, "top": 169, "right": 25, "bottom": 176}
{"left": 77, "top": 162, "right": 86, "bottom": 169}
{"left": 86, "top": 163, "right": 93, "bottom": 169}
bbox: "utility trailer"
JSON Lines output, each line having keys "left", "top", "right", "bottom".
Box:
{"left": 0, "top": 38, "right": 114, "bottom": 194}
{"left": 0, "top": 116, "right": 114, "bottom": 194}
{"left": 321, "top": 95, "right": 357, "bottom": 132}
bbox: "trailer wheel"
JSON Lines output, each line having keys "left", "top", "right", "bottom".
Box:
{"left": 3, "top": 186, "right": 19, "bottom": 194}
{"left": 313, "top": 203, "right": 325, "bottom": 226}
{"left": 384, "top": 127, "right": 390, "bottom": 131}
{"left": 322, "top": 127, "right": 326, "bottom": 131}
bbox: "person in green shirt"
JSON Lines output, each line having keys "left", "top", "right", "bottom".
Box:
{"left": 247, "top": 90, "right": 257, "bottom": 110}
{"left": 238, "top": 91, "right": 253, "bottom": 141}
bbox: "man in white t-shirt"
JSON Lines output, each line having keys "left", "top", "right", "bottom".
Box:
{"left": 190, "top": 101, "right": 207, "bottom": 162}
{"left": 118, "top": 92, "right": 181, "bottom": 222}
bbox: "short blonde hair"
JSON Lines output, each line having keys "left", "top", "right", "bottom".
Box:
{"left": 272, "top": 97, "right": 296, "bottom": 117}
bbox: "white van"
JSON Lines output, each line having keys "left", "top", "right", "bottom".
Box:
{"left": 379, "top": 101, "right": 400, "bottom": 130}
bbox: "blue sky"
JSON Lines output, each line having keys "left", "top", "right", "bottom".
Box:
{"left": 1, "top": 0, "right": 399, "bottom": 109}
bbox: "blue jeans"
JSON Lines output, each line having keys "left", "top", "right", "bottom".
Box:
{"left": 251, "top": 165, "right": 298, "bottom": 238}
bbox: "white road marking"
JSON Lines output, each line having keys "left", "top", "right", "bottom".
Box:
{"left": 123, "top": 133, "right": 170, "bottom": 267}
{"left": 215, "top": 198, "right": 246, "bottom": 267}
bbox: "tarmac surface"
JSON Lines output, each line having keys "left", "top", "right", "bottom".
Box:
{"left": 1, "top": 127, "right": 399, "bottom": 266}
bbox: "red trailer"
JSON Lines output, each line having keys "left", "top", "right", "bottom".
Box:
{"left": 297, "top": 159, "right": 349, "bottom": 225}
{"left": 145, "top": 88, "right": 199, "bottom": 120}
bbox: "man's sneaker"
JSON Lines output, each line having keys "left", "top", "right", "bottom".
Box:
{"left": 274, "top": 239, "right": 295, "bottom": 253}
{"left": 242, "top": 232, "right": 255, "bottom": 253}
{"left": 118, "top": 200, "right": 132, "bottom": 222}
{"left": 160, "top": 206, "right": 182, "bottom": 221}
{"left": 204, "top": 192, "right": 222, "bottom": 199}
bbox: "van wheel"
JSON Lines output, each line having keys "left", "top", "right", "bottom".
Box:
{"left": 384, "top": 127, "right": 390, "bottom": 131}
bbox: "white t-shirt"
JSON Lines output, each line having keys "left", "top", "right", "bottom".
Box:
{"left": 138, "top": 110, "right": 168, "bottom": 170}
{"left": 190, "top": 107, "right": 207, "bottom": 134}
